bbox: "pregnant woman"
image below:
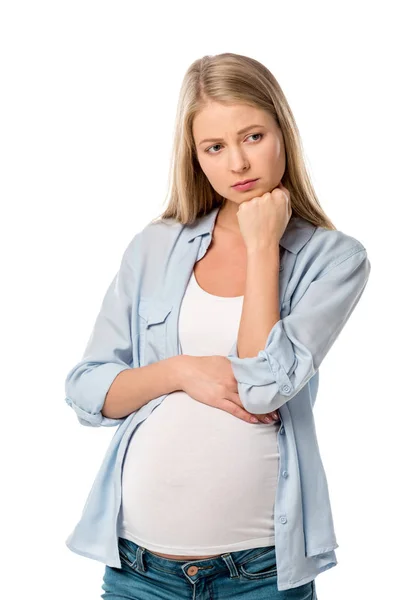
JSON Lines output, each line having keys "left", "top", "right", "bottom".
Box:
{"left": 64, "top": 52, "right": 371, "bottom": 599}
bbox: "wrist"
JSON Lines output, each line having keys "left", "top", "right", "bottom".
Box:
{"left": 167, "top": 354, "right": 188, "bottom": 391}
{"left": 246, "top": 243, "right": 280, "bottom": 266}
{"left": 246, "top": 242, "right": 280, "bottom": 257}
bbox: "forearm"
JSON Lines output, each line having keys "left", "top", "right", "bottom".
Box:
{"left": 102, "top": 356, "right": 184, "bottom": 419}
{"left": 237, "top": 244, "right": 281, "bottom": 358}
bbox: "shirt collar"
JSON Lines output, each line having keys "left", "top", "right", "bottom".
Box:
{"left": 183, "top": 205, "right": 317, "bottom": 254}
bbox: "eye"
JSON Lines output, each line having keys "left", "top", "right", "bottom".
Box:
{"left": 206, "top": 143, "right": 222, "bottom": 154}
{"left": 205, "top": 133, "right": 264, "bottom": 154}
{"left": 248, "top": 133, "right": 263, "bottom": 142}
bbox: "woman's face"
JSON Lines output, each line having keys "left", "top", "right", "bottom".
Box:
{"left": 192, "top": 101, "right": 286, "bottom": 205}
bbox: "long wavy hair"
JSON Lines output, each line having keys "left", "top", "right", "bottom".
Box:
{"left": 151, "top": 52, "right": 336, "bottom": 231}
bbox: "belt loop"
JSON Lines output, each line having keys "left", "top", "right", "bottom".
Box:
{"left": 220, "top": 553, "right": 240, "bottom": 578}
{"left": 135, "top": 546, "right": 147, "bottom": 572}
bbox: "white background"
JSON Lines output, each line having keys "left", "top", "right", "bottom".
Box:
{"left": 1, "top": 1, "right": 398, "bottom": 598}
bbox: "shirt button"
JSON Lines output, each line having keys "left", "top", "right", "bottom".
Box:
{"left": 282, "top": 471, "right": 288, "bottom": 478}
{"left": 282, "top": 385, "right": 291, "bottom": 393}
{"left": 279, "top": 264, "right": 284, "bottom": 271}
{"left": 280, "top": 427, "right": 285, "bottom": 435}
{"left": 279, "top": 516, "right": 287, "bottom": 524}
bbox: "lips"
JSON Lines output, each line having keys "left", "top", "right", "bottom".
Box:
{"left": 232, "top": 178, "right": 258, "bottom": 187}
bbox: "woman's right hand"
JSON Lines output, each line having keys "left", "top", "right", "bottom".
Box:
{"left": 176, "top": 355, "right": 280, "bottom": 425}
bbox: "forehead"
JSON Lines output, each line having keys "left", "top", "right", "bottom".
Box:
{"left": 192, "top": 102, "right": 274, "bottom": 139}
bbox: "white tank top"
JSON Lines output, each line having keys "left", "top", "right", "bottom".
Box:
{"left": 118, "top": 270, "right": 280, "bottom": 555}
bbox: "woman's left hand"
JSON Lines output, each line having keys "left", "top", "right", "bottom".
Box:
{"left": 236, "top": 181, "right": 292, "bottom": 253}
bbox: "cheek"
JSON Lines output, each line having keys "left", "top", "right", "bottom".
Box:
{"left": 261, "top": 140, "right": 285, "bottom": 173}
{"left": 262, "top": 137, "right": 281, "bottom": 160}
{"left": 198, "top": 157, "right": 220, "bottom": 183}
{"left": 272, "top": 137, "right": 285, "bottom": 164}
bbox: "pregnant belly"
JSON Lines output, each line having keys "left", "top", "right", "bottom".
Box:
{"left": 120, "top": 392, "right": 279, "bottom": 553}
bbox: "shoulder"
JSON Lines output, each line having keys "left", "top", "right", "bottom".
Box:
{"left": 121, "top": 216, "right": 183, "bottom": 271}
{"left": 141, "top": 216, "right": 183, "bottom": 252}
{"left": 296, "top": 216, "right": 368, "bottom": 276}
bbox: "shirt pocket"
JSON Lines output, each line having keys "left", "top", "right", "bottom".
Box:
{"left": 138, "top": 298, "right": 173, "bottom": 365}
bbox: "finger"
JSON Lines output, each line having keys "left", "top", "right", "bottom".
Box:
{"left": 226, "top": 391, "right": 242, "bottom": 406}
{"left": 225, "top": 392, "right": 279, "bottom": 424}
{"left": 221, "top": 396, "right": 261, "bottom": 424}
{"left": 228, "top": 394, "right": 279, "bottom": 423}
{"left": 231, "top": 403, "right": 259, "bottom": 424}
{"left": 264, "top": 411, "right": 280, "bottom": 421}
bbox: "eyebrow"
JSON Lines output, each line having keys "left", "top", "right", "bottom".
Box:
{"left": 198, "top": 124, "right": 266, "bottom": 145}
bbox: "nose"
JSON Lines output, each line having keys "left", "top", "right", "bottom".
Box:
{"left": 229, "top": 149, "right": 249, "bottom": 173}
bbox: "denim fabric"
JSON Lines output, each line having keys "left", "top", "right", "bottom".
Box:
{"left": 101, "top": 537, "right": 317, "bottom": 599}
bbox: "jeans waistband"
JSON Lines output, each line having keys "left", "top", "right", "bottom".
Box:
{"left": 117, "top": 536, "right": 276, "bottom": 582}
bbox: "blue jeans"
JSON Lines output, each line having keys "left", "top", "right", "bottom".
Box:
{"left": 101, "top": 537, "right": 317, "bottom": 599}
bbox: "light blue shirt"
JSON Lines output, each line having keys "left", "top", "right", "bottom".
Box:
{"left": 64, "top": 205, "right": 371, "bottom": 591}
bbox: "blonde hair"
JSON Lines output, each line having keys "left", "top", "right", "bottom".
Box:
{"left": 152, "top": 52, "right": 336, "bottom": 230}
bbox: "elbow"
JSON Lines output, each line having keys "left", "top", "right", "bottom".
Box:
{"left": 64, "top": 361, "right": 131, "bottom": 428}
{"left": 237, "top": 356, "right": 315, "bottom": 414}
{"left": 64, "top": 396, "right": 125, "bottom": 427}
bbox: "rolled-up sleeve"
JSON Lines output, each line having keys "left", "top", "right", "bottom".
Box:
{"left": 64, "top": 247, "right": 136, "bottom": 427}
{"left": 227, "top": 246, "right": 371, "bottom": 414}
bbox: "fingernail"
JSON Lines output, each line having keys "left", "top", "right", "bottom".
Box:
{"left": 250, "top": 417, "right": 259, "bottom": 423}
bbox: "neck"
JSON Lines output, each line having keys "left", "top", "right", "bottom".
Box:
{"left": 216, "top": 199, "right": 241, "bottom": 234}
